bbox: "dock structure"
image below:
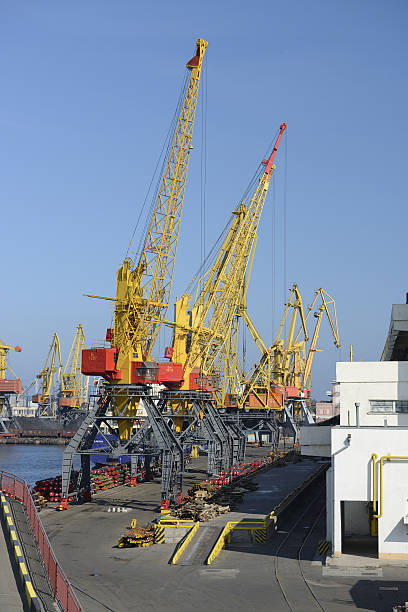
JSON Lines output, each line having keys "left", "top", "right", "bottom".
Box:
{"left": 41, "top": 452, "right": 325, "bottom": 612}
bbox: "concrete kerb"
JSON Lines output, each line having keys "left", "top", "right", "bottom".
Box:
{"left": 0, "top": 492, "right": 41, "bottom": 612}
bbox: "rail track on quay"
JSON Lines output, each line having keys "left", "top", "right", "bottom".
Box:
{"left": 270, "top": 467, "right": 328, "bottom": 612}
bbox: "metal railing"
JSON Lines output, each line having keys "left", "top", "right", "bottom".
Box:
{"left": 158, "top": 518, "right": 196, "bottom": 528}
{"left": 0, "top": 470, "right": 84, "bottom": 612}
{"left": 206, "top": 516, "right": 276, "bottom": 565}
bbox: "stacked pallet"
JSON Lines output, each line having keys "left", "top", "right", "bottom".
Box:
{"left": 118, "top": 524, "right": 155, "bottom": 548}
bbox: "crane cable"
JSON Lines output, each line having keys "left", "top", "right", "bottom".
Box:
{"left": 126, "top": 70, "right": 190, "bottom": 260}
{"left": 282, "top": 129, "right": 288, "bottom": 342}
{"left": 184, "top": 127, "right": 281, "bottom": 297}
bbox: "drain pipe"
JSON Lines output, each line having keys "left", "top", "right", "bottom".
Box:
{"left": 371, "top": 453, "right": 378, "bottom": 514}
{"left": 355, "top": 403, "right": 360, "bottom": 428}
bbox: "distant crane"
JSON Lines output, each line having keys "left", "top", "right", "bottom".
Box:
{"left": 239, "top": 284, "right": 308, "bottom": 411}
{"left": 59, "top": 324, "right": 88, "bottom": 412}
{"left": 0, "top": 339, "right": 22, "bottom": 425}
{"left": 240, "top": 286, "right": 340, "bottom": 419}
{"left": 293, "top": 288, "right": 340, "bottom": 392}
{"left": 32, "top": 333, "right": 62, "bottom": 418}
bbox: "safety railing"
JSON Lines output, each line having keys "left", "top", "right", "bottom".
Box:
{"left": 171, "top": 521, "right": 200, "bottom": 564}
{"left": 206, "top": 517, "right": 275, "bottom": 565}
{"left": 206, "top": 523, "right": 233, "bottom": 565}
{"left": 0, "top": 470, "right": 84, "bottom": 612}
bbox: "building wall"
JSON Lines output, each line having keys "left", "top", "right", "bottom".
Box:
{"left": 336, "top": 361, "right": 408, "bottom": 427}
{"left": 330, "top": 426, "right": 408, "bottom": 559}
{"left": 300, "top": 424, "right": 331, "bottom": 457}
{"left": 315, "top": 401, "right": 337, "bottom": 422}
{"left": 332, "top": 381, "right": 340, "bottom": 414}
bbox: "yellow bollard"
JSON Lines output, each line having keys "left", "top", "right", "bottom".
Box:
{"left": 190, "top": 445, "right": 199, "bottom": 459}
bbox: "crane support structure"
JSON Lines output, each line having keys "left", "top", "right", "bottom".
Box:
{"left": 63, "top": 39, "right": 208, "bottom": 511}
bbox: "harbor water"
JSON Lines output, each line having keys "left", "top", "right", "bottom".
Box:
{"left": 0, "top": 445, "right": 79, "bottom": 485}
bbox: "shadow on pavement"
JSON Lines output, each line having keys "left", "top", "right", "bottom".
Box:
{"left": 350, "top": 580, "right": 408, "bottom": 611}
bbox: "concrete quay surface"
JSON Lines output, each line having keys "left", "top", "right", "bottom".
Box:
{"left": 40, "top": 450, "right": 408, "bottom": 612}
{"left": 40, "top": 449, "right": 319, "bottom": 612}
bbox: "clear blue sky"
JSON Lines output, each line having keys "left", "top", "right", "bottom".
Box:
{"left": 1, "top": 1, "right": 407, "bottom": 399}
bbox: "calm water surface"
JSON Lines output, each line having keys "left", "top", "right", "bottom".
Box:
{"left": 0, "top": 444, "right": 79, "bottom": 485}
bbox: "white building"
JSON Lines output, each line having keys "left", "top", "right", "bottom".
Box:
{"left": 302, "top": 302, "right": 408, "bottom": 560}
{"left": 327, "top": 360, "right": 408, "bottom": 559}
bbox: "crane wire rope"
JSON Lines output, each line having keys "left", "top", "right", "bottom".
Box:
{"left": 272, "top": 172, "right": 276, "bottom": 342}
{"left": 283, "top": 129, "right": 288, "bottom": 342}
{"left": 135, "top": 70, "right": 190, "bottom": 259}
{"left": 183, "top": 127, "right": 281, "bottom": 297}
{"left": 125, "top": 70, "right": 190, "bottom": 261}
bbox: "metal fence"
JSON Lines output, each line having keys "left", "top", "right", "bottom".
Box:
{"left": 0, "top": 470, "right": 83, "bottom": 612}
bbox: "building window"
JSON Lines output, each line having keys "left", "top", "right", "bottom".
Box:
{"left": 396, "top": 401, "right": 408, "bottom": 413}
{"left": 369, "top": 400, "right": 394, "bottom": 413}
{"left": 369, "top": 400, "right": 408, "bottom": 413}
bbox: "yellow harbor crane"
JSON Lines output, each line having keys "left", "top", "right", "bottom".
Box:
{"left": 59, "top": 324, "right": 88, "bottom": 411}
{"left": 292, "top": 288, "right": 340, "bottom": 391}
{"left": 239, "top": 286, "right": 340, "bottom": 414}
{"left": 169, "top": 124, "right": 287, "bottom": 413}
{"left": 82, "top": 39, "right": 208, "bottom": 439}
{"left": 32, "top": 333, "right": 62, "bottom": 417}
{"left": 0, "top": 339, "right": 22, "bottom": 417}
{"left": 239, "top": 283, "right": 309, "bottom": 410}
